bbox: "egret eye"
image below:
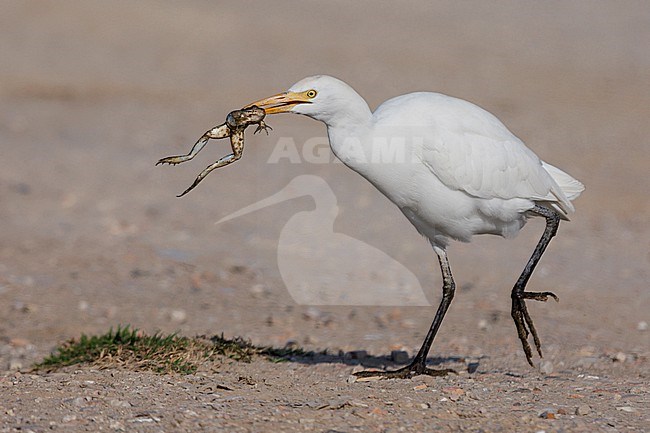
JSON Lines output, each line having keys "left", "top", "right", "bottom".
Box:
{"left": 306, "top": 90, "right": 317, "bottom": 98}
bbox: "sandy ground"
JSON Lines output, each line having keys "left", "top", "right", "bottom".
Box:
{"left": 1, "top": 1, "right": 648, "bottom": 431}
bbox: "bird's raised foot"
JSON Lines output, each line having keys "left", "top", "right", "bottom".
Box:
{"left": 353, "top": 363, "right": 456, "bottom": 380}
{"left": 511, "top": 290, "right": 559, "bottom": 366}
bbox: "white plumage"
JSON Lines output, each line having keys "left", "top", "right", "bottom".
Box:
{"left": 246, "top": 75, "right": 584, "bottom": 377}
{"left": 282, "top": 76, "right": 583, "bottom": 246}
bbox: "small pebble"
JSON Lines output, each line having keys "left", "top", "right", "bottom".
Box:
{"left": 539, "top": 360, "right": 554, "bottom": 374}
{"left": 576, "top": 357, "right": 598, "bottom": 368}
{"left": 467, "top": 362, "right": 479, "bottom": 374}
{"left": 630, "top": 386, "right": 648, "bottom": 393}
{"left": 303, "top": 307, "right": 323, "bottom": 321}
{"left": 62, "top": 415, "right": 77, "bottom": 423}
{"left": 390, "top": 350, "right": 409, "bottom": 364}
{"left": 109, "top": 399, "right": 132, "bottom": 408}
{"left": 356, "top": 375, "right": 381, "bottom": 382}
{"left": 477, "top": 319, "right": 488, "bottom": 331}
{"left": 637, "top": 321, "right": 648, "bottom": 331}
{"left": 575, "top": 404, "right": 590, "bottom": 416}
{"left": 539, "top": 410, "right": 555, "bottom": 419}
{"left": 444, "top": 387, "right": 465, "bottom": 402}
{"left": 411, "top": 374, "right": 438, "bottom": 385}
{"left": 613, "top": 352, "right": 626, "bottom": 363}
{"left": 72, "top": 397, "right": 88, "bottom": 406}
{"left": 616, "top": 406, "right": 634, "bottom": 412}
{"left": 109, "top": 420, "right": 125, "bottom": 430}
{"left": 8, "top": 359, "right": 22, "bottom": 371}
{"left": 170, "top": 309, "right": 187, "bottom": 323}
{"left": 249, "top": 284, "right": 270, "bottom": 298}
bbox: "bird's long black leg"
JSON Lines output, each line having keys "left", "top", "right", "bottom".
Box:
{"left": 354, "top": 245, "right": 456, "bottom": 379}
{"left": 511, "top": 205, "right": 561, "bottom": 366}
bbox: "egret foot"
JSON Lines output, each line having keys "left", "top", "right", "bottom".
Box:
{"left": 354, "top": 361, "right": 456, "bottom": 379}
{"left": 511, "top": 289, "right": 559, "bottom": 366}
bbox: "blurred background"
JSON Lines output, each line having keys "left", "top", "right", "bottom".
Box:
{"left": 1, "top": 1, "right": 648, "bottom": 368}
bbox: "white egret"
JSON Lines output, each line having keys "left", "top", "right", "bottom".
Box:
{"left": 246, "top": 75, "right": 584, "bottom": 378}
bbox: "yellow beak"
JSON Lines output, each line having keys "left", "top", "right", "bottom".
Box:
{"left": 244, "top": 91, "right": 311, "bottom": 114}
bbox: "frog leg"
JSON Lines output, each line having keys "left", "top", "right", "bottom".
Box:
{"left": 254, "top": 120, "right": 273, "bottom": 135}
{"left": 176, "top": 130, "right": 245, "bottom": 197}
{"left": 157, "top": 123, "right": 231, "bottom": 166}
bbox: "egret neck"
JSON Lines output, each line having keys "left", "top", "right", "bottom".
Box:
{"left": 321, "top": 92, "right": 373, "bottom": 173}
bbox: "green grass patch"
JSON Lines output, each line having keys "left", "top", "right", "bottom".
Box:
{"left": 34, "top": 326, "right": 313, "bottom": 374}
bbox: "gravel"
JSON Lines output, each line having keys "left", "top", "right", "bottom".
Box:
{"left": 1, "top": 1, "right": 648, "bottom": 432}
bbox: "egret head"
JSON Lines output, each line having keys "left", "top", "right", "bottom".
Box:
{"left": 245, "top": 75, "right": 371, "bottom": 126}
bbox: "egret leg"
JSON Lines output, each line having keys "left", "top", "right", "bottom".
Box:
{"left": 511, "top": 205, "right": 561, "bottom": 366}
{"left": 355, "top": 245, "right": 457, "bottom": 379}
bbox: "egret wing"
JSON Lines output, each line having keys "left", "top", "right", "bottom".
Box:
{"left": 420, "top": 129, "right": 574, "bottom": 215}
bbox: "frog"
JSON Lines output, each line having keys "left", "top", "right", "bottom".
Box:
{"left": 157, "top": 105, "right": 271, "bottom": 197}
